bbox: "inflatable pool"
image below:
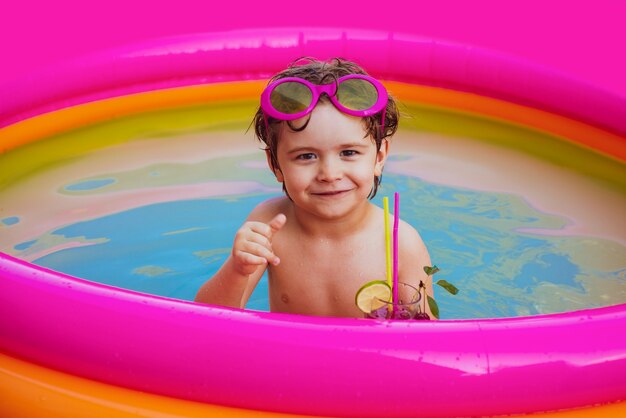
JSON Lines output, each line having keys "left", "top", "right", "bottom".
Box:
{"left": 1, "top": 29, "right": 625, "bottom": 417}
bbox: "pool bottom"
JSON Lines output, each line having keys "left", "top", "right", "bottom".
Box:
{"left": 0, "top": 111, "right": 624, "bottom": 319}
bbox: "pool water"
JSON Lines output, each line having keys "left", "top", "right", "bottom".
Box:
{"left": 0, "top": 100, "right": 624, "bottom": 319}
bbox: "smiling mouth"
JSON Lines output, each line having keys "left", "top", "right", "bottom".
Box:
{"left": 311, "top": 190, "right": 350, "bottom": 197}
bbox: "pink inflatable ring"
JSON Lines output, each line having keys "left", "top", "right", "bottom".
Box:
{"left": 0, "top": 29, "right": 625, "bottom": 417}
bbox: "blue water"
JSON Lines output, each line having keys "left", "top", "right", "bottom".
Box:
{"left": 1, "top": 101, "right": 623, "bottom": 319}
{"left": 1, "top": 216, "right": 20, "bottom": 226}
{"left": 65, "top": 178, "right": 116, "bottom": 191}
{"left": 17, "top": 170, "right": 624, "bottom": 319}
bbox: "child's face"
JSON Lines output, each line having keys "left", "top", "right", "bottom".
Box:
{"left": 271, "top": 102, "right": 388, "bottom": 220}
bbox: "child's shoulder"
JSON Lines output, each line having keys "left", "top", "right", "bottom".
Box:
{"left": 367, "top": 202, "right": 426, "bottom": 251}
{"left": 397, "top": 216, "right": 428, "bottom": 252}
{"left": 247, "top": 196, "right": 291, "bottom": 222}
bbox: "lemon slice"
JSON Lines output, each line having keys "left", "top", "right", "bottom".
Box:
{"left": 355, "top": 280, "right": 392, "bottom": 313}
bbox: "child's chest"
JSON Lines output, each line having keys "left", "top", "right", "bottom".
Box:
{"left": 268, "top": 233, "right": 388, "bottom": 317}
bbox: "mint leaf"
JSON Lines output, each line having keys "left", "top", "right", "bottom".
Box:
{"left": 436, "top": 279, "right": 459, "bottom": 295}
{"left": 427, "top": 296, "right": 440, "bottom": 319}
{"left": 423, "top": 265, "right": 440, "bottom": 276}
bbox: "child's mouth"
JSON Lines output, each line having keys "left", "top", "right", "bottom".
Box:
{"left": 312, "top": 190, "right": 350, "bottom": 197}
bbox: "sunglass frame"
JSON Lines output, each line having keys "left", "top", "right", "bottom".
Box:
{"left": 260, "top": 74, "right": 388, "bottom": 121}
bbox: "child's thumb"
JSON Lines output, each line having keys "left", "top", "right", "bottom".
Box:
{"left": 268, "top": 213, "right": 287, "bottom": 235}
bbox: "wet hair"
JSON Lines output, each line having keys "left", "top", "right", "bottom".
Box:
{"left": 252, "top": 57, "right": 399, "bottom": 199}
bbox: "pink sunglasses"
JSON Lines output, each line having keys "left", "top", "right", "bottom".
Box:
{"left": 260, "top": 74, "right": 388, "bottom": 136}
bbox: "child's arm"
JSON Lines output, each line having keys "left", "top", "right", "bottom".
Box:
{"left": 194, "top": 213, "right": 286, "bottom": 309}
{"left": 399, "top": 221, "right": 436, "bottom": 319}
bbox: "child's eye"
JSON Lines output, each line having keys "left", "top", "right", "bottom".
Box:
{"left": 341, "top": 150, "right": 359, "bottom": 157}
{"left": 296, "top": 153, "right": 316, "bottom": 160}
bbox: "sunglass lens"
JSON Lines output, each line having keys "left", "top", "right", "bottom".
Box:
{"left": 270, "top": 82, "right": 313, "bottom": 114}
{"left": 336, "top": 79, "right": 378, "bottom": 111}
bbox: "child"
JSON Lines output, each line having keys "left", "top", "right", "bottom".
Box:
{"left": 195, "top": 58, "right": 434, "bottom": 318}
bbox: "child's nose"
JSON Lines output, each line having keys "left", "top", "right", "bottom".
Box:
{"left": 317, "top": 158, "right": 343, "bottom": 182}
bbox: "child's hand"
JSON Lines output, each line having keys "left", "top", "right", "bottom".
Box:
{"left": 232, "top": 214, "right": 286, "bottom": 276}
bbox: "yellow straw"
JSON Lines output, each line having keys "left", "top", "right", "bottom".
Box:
{"left": 383, "top": 197, "right": 392, "bottom": 287}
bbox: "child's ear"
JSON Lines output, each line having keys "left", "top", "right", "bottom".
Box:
{"left": 265, "top": 149, "right": 284, "bottom": 182}
{"left": 374, "top": 138, "right": 389, "bottom": 177}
